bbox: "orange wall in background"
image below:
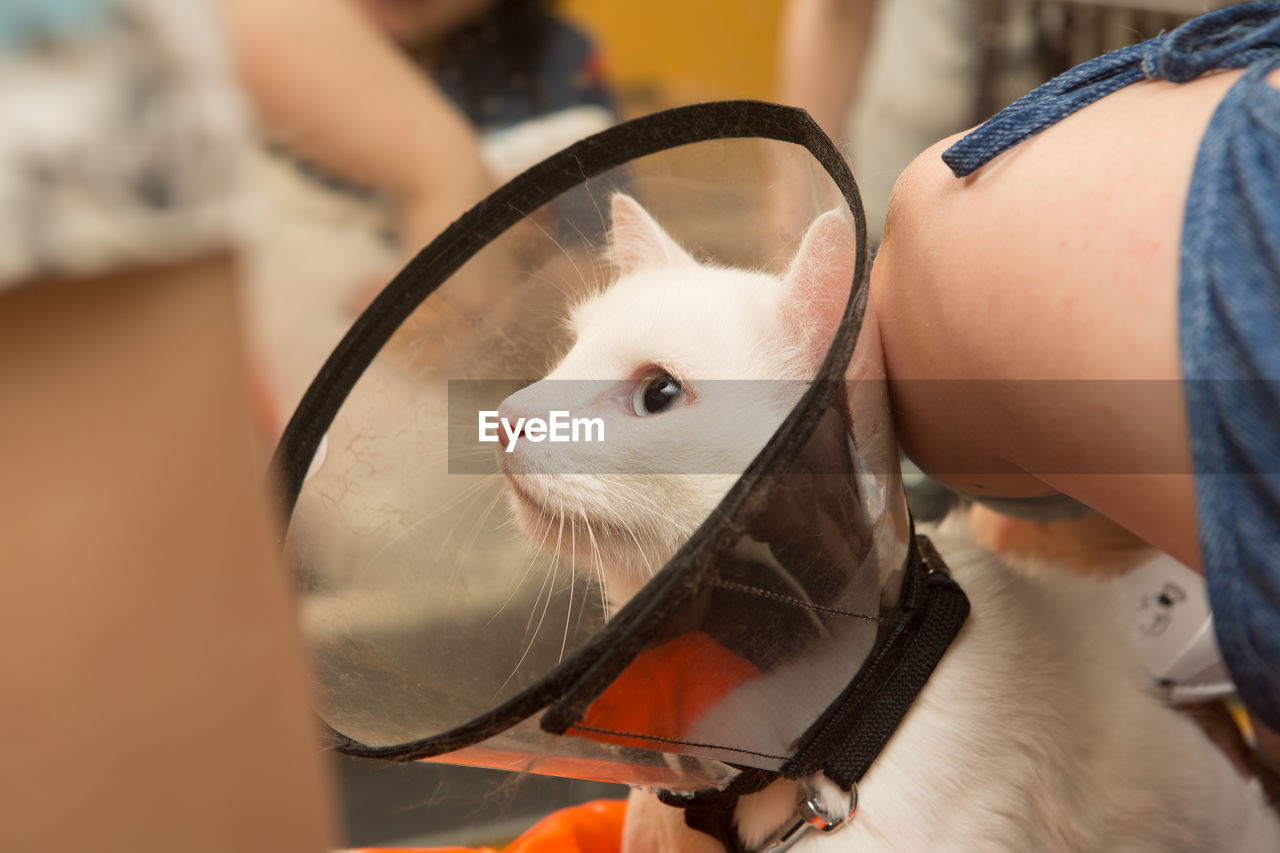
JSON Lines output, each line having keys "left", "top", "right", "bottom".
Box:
{"left": 561, "top": 0, "right": 787, "bottom": 114}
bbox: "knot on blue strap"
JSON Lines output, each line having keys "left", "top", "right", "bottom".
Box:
{"left": 942, "top": 1, "right": 1280, "bottom": 178}
{"left": 1143, "top": 2, "right": 1280, "bottom": 82}
{"left": 941, "top": 44, "right": 1146, "bottom": 177}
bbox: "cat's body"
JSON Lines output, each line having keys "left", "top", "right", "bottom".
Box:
{"left": 498, "top": 195, "right": 1280, "bottom": 851}
{"left": 627, "top": 526, "right": 1280, "bottom": 852}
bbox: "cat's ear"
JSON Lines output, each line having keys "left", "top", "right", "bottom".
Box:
{"left": 609, "top": 193, "right": 694, "bottom": 275}
{"left": 781, "top": 210, "right": 857, "bottom": 369}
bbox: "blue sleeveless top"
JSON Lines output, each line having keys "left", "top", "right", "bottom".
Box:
{"left": 944, "top": 2, "right": 1280, "bottom": 730}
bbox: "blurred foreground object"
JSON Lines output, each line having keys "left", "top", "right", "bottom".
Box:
{"left": 0, "top": 1, "right": 338, "bottom": 850}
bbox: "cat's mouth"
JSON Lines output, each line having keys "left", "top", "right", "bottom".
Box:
{"left": 500, "top": 469, "right": 634, "bottom": 551}
{"left": 499, "top": 466, "right": 577, "bottom": 532}
{"left": 501, "top": 470, "right": 595, "bottom": 528}
{"left": 501, "top": 470, "right": 543, "bottom": 513}
{"left": 500, "top": 468, "right": 661, "bottom": 605}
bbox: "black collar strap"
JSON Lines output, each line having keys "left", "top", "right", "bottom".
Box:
{"left": 658, "top": 768, "right": 778, "bottom": 853}
{"left": 657, "top": 533, "right": 969, "bottom": 852}
{"left": 792, "top": 533, "right": 968, "bottom": 787}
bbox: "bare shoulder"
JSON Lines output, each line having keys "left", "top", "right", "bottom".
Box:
{"left": 870, "top": 69, "right": 1255, "bottom": 566}
{"left": 875, "top": 68, "right": 1247, "bottom": 384}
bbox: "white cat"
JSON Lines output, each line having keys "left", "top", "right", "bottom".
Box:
{"left": 498, "top": 195, "right": 1280, "bottom": 852}
{"left": 496, "top": 193, "right": 850, "bottom": 605}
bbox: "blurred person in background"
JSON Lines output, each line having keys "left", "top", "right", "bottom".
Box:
{"left": 232, "top": 0, "right": 620, "bottom": 431}
{"left": 227, "top": 0, "right": 497, "bottom": 270}
{"left": 2, "top": 0, "right": 610, "bottom": 846}
{"left": 355, "top": 0, "right": 617, "bottom": 166}
{"left": 0, "top": 1, "right": 338, "bottom": 850}
{"left": 238, "top": 0, "right": 616, "bottom": 261}
{"left": 778, "top": 0, "right": 1046, "bottom": 244}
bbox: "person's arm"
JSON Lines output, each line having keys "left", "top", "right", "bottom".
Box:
{"left": 0, "top": 256, "right": 338, "bottom": 853}
{"left": 776, "top": 0, "right": 880, "bottom": 142}
{"left": 869, "top": 69, "right": 1260, "bottom": 570}
{"left": 224, "top": 0, "right": 493, "bottom": 255}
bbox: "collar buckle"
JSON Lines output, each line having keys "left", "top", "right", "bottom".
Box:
{"left": 757, "top": 779, "right": 857, "bottom": 853}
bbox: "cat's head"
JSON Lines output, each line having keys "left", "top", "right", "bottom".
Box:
{"left": 497, "top": 194, "right": 855, "bottom": 602}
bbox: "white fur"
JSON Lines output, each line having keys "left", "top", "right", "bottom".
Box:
{"left": 498, "top": 194, "right": 853, "bottom": 603}
{"left": 499, "top": 196, "right": 1280, "bottom": 851}
{"left": 625, "top": 524, "right": 1280, "bottom": 852}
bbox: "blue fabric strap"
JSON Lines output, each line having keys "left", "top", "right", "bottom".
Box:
{"left": 942, "top": 1, "right": 1280, "bottom": 177}
{"left": 1180, "top": 55, "right": 1280, "bottom": 730}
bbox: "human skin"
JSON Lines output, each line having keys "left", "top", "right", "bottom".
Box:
{"left": 351, "top": 0, "right": 495, "bottom": 54}
{"left": 225, "top": 0, "right": 494, "bottom": 257}
{"left": 0, "top": 255, "right": 337, "bottom": 852}
{"left": 871, "top": 67, "right": 1280, "bottom": 571}
{"left": 776, "top": 0, "right": 880, "bottom": 142}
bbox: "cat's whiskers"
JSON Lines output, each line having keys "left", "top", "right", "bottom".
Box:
{"left": 520, "top": 270, "right": 597, "bottom": 333}
{"left": 608, "top": 482, "right": 698, "bottom": 547}
{"left": 562, "top": 517, "right": 580, "bottom": 663}
{"left": 612, "top": 513, "right": 660, "bottom": 584}
{"left": 579, "top": 507, "right": 612, "bottom": 620}
{"left": 515, "top": 209, "right": 594, "bottom": 299}
{"left": 485, "top": 500, "right": 557, "bottom": 629}
{"left": 354, "top": 474, "right": 501, "bottom": 579}
{"left": 456, "top": 483, "right": 508, "bottom": 560}
{"left": 579, "top": 179, "right": 608, "bottom": 249}
{"left": 494, "top": 513, "right": 566, "bottom": 698}
{"left": 566, "top": 220, "right": 617, "bottom": 302}
{"left": 414, "top": 445, "right": 495, "bottom": 461}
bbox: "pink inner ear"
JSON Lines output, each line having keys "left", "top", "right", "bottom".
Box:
{"left": 782, "top": 210, "right": 857, "bottom": 370}
{"left": 609, "top": 193, "right": 694, "bottom": 276}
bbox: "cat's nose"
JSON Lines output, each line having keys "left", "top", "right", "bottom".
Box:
{"left": 496, "top": 403, "right": 525, "bottom": 450}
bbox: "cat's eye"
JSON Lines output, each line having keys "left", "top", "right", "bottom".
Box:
{"left": 631, "top": 371, "right": 685, "bottom": 416}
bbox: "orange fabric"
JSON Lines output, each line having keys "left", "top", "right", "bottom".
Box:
{"left": 353, "top": 798, "right": 627, "bottom": 853}
{"left": 504, "top": 799, "right": 627, "bottom": 853}
{"left": 570, "top": 630, "right": 761, "bottom": 749}
{"left": 352, "top": 634, "right": 754, "bottom": 852}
